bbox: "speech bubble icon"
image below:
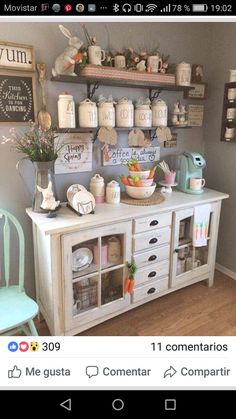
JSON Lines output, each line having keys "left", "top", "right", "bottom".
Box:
{"left": 86, "top": 366, "right": 99, "bottom": 378}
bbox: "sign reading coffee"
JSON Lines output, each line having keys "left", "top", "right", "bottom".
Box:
{"left": 0, "top": 72, "right": 36, "bottom": 123}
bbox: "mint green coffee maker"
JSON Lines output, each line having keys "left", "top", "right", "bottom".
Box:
{"left": 176, "top": 151, "right": 206, "bottom": 194}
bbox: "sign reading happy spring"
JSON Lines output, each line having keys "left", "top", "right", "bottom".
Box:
{"left": 55, "top": 133, "right": 93, "bottom": 174}
{"left": 102, "top": 146, "right": 160, "bottom": 166}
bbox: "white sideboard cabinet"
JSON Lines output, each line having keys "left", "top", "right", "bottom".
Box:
{"left": 26, "top": 188, "right": 228, "bottom": 336}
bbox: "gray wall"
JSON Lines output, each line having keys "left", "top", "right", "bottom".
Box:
{"left": 204, "top": 23, "right": 236, "bottom": 271}
{"left": 0, "top": 22, "right": 211, "bottom": 296}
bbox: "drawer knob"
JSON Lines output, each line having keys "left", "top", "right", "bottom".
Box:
{"left": 148, "top": 255, "right": 157, "bottom": 262}
{"left": 148, "top": 271, "right": 157, "bottom": 278}
{"left": 150, "top": 220, "right": 159, "bottom": 226}
{"left": 147, "top": 287, "right": 156, "bottom": 294}
{"left": 149, "top": 238, "right": 158, "bottom": 244}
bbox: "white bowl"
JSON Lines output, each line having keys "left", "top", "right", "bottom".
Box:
{"left": 128, "top": 170, "right": 150, "bottom": 180}
{"left": 140, "top": 178, "right": 153, "bottom": 187}
{"left": 125, "top": 183, "right": 156, "bottom": 199}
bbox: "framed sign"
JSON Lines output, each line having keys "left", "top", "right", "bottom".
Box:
{"left": 54, "top": 133, "right": 93, "bottom": 174}
{"left": 188, "top": 104, "right": 204, "bottom": 126}
{"left": 0, "top": 71, "right": 36, "bottom": 124}
{"left": 184, "top": 83, "right": 207, "bottom": 99}
{"left": 0, "top": 41, "right": 35, "bottom": 71}
{"left": 102, "top": 146, "right": 160, "bottom": 166}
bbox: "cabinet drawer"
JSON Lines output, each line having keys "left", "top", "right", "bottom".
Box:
{"left": 132, "top": 277, "right": 169, "bottom": 303}
{"left": 135, "top": 260, "right": 169, "bottom": 286}
{"left": 133, "top": 245, "right": 170, "bottom": 268}
{"left": 133, "top": 227, "right": 171, "bottom": 252}
{"left": 134, "top": 212, "right": 172, "bottom": 234}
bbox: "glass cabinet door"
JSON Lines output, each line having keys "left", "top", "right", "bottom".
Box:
{"left": 63, "top": 221, "right": 132, "bottom": 331}
{"left": 171, "top": 206, "right": 214, "bottom": 287}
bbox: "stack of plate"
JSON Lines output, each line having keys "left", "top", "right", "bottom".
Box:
{"left": 72, "top": 248, "right": 93, "bottom": 272}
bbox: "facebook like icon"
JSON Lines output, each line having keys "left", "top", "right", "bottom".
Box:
{"left": 8, "top": 342, "right": 18, "bottom": 352}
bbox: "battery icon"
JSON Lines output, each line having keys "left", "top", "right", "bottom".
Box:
{"left": 192, "top": 4, "right": 208, "bottom": 12}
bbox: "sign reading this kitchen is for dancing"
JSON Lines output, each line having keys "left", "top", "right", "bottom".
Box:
{"left": 102, "top": 146, "right": 160, "bottom": 166}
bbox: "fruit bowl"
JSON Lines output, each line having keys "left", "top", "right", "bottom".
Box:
{"left": 125, "top": 183, "right": 156, "bottom": 199}
{"left": 128, "top": 170, "right": 150, "bottom": 180}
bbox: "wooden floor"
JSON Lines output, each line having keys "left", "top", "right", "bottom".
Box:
{"left": 36, "top": 270, "right": 236, "bottom": 336}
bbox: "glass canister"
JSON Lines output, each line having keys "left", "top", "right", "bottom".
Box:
{"left": 176, "top": 62, "right": 192, "bottom": 86}
{"left": 107, "top": 236, "right": 121, "bottom": 263}
{"left": 89, "top": 174, "right": 105, "bottom": 203}
{"left": 78, "top": 98, "right": 98, "bottom": 128}
{"left": 152, "top": 99, "right": 168, "bottom": 127}
{"left": 115, "top": 97, "right": 134, "bottom": 127}
{"left": 58, "top": 92, "right": 76, "bottom": 128}
{"left": 135, "top": 98, "right": 152, "bottom": 128}
{"left": 98, "top": 102, "right": 115, "bottom": 127}
{"left": 106, "top": 181, "right": 120, "bottom": 204}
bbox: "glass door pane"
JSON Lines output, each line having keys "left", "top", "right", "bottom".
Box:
{"left": 73, "top": 276, "right": 98, "bottom": 316}
{"left": 176, "top": 245, "right": 194, "bottom": 276}
{"left": 100, "top": 234, "right": 124, "bottom": 270}
{"left": 101, "top": 268, "right": 123, "bottom": 305}
{"left": 72, "top": 239, "right": 99, "bottom": 279}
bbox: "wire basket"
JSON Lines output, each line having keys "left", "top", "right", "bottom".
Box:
{"left": 74, "top": 279, "right": 98, "bottom": 311}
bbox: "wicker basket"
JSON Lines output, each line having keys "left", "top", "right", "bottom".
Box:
{"left": 78, "top": 65, "right": 176, "bottom": 85}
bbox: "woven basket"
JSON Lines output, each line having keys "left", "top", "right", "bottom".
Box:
{"left": 78, "top": 65, "right": 175, "bottom": 85}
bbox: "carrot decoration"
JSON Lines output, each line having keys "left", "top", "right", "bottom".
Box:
{"left": 119, "top": 174, "right": 130, "bottom": 186}
{"left": 124, "top": 262, "right": 137, "bottom": 294}
{"left": 148, "top": 165, "right": 157, "bottom": 179}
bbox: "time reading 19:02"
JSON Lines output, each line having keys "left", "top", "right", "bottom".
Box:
{"left": 211, "top": 4, "right": 232, "bottom": 12}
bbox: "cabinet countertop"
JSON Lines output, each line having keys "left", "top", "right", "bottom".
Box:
{"left": 26, "top": 188, "right": 229, "bottom": 236}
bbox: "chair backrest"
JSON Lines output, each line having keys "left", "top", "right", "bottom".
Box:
{"left": 0, "top": 208, "right": 25, "bottom": 291}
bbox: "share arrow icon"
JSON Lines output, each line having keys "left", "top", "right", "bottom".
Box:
{"left": 164, "top": 366, "right": 177, "bottom": 378}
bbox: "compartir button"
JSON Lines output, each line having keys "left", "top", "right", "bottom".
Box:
{"left": 112, "top": 399, "right": 124, "bottom": 411}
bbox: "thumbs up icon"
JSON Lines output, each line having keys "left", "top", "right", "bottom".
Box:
{"left": 8, "top": 366, "right": 22, "bottom": 379}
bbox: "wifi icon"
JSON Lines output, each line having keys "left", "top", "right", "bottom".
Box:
{"left": 145, "top": 3, "right": 158, "bottom": 12}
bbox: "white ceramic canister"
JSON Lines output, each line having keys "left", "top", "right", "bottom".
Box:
{"left": 229, "top": 69, "right": 236, "bottom": 82}
{"left": 58, "top": 93, "right": 76, "bottom": 128}
{"left": 98, "top": 102, "right": 115, "bottom": 127}
{"left": 226, "top": 108, "right": 236, "bottom": 119}
{"left": 106, "top": 180, "right": 120, "bottom": 204}
{"left": 176, "top": 62, "right": 192, "bottom": 86}
{"left": 78, "top": 98, "right": 98, "bottom": 128}
{"left": 115, "top": 98, "right": 134, "bottom": 127}
{"left": 152, "top": 99, "right": 168, "bottom": 127}
{"left": 135, "top": 104, "right": 152, "bottom": 128}
{"left": 89, "top": 174, "right": 105, "bottom": 203}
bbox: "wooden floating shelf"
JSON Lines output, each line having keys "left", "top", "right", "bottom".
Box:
{"left": 57, "top": 126, "right": 192, "bottom": 134}
{"left": 51, "top": 74, "right": 193, "bottom": 93}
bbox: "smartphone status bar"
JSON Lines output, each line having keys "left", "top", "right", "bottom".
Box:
{"left": 0, "top": 2, "right": 235, "bottom": 16}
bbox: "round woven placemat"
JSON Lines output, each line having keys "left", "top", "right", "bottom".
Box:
{"left": 120, "top": 191, "right": 165, "bottom": 206}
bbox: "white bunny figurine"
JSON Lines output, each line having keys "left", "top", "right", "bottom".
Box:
{"left": 37, "top": 181, "right": 60, "bottom": 211}
{"left": 52, "top": 25, "right": 83, "bottom": 76}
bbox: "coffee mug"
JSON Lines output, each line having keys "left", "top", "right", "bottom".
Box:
{"left": 114, "top": 55, "right": 126, "bottom": 69}
{"left": 88, "top": 46, "right": 106, "bottom": 65}
{"left": 228, "top": 88, "right": 236, "bottom": 100}
{"left": 147, "top": 55, "right": 162, "bottom": 73}
{"left": 190, "top": 177, "right": 205, "bottom": 191}
{"left": 225, "top": 127, "right": 235, "bottom": 139}
{"left": 226, "top": 108, "right": 236, "bottom": 119}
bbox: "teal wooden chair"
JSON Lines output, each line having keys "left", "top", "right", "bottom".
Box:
{"left": 0, "top": 208, "right": 39, "bottom": 336}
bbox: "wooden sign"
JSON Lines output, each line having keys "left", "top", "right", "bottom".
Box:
{"left": 102, "top": 146, "right": 160, "bottom": 166}
{"left": 0, "top": 71, "right": 36, "bottom": 124}
{"left": 0, "top": 41, "right": 35, "bottom": 71}
{"left": 188, "top": 104, "right": 204, "bottom": 126}
{"left": 54, "top": 133, "right": 93, "bottom": 174}
{"left": 184, "top": 83, "right": 207, "bottom": 99}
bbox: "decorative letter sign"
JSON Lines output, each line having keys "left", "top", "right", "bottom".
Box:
{"left": 102, "top": 146, "right": 160, "bottom": 166}
{"left": 54, "top": 133, "right": 93, "bottom": 174}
